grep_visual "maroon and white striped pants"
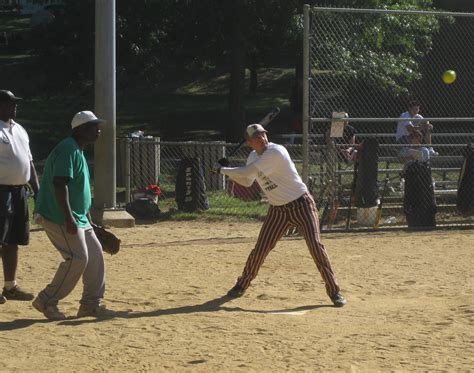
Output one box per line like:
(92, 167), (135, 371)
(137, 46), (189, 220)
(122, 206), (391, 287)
(236, 192), (341, 297)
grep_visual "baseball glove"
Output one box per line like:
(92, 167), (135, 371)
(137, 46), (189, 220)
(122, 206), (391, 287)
(93, 224), (121, 255)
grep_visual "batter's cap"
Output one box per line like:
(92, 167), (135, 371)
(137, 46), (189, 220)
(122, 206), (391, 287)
(245, 123), (267, 139)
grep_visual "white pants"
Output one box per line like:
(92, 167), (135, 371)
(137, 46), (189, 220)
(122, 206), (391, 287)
(36, 218), (105, 307)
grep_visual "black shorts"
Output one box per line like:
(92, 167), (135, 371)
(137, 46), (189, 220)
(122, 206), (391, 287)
(0, 185), (30, 246)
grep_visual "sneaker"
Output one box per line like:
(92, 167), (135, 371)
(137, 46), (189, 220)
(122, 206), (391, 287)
(77, 303), (110, 318)
(32, 298), (66, 321)
(331, 293), (347, 307)
(0, 294), (6, 304)
(428, 147), (439, 156)
(226, 284), (245, 299)
(2, 285), (34, 301)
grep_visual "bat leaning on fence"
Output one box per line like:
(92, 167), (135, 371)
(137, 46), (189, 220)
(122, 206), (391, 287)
(326, 183), (340, 229)
(318, 180), (336, 228)
(373, 176), (390, 229)
(345, 160), (359, 230)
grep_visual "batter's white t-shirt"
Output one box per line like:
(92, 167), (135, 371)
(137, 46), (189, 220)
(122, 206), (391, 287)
(0, 119), (33, 185)
(396, 111), (423, 140)
(221, 143), (307, 206)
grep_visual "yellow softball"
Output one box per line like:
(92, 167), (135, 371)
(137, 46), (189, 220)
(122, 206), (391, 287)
(442, 70), (456, 84)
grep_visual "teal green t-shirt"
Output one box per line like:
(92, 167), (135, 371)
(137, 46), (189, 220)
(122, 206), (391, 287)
(35, 137), (92, 228)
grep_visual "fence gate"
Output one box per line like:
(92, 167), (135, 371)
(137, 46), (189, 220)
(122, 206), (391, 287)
(303, 5), (474, 231)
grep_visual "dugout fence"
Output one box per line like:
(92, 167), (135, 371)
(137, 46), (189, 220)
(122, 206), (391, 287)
(115, 6), (474, 231)
(301, 5), (474, 230)
(118, 137), (473, 230)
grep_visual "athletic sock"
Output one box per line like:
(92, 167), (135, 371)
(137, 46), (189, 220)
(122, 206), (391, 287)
(4, 280), (17, 290)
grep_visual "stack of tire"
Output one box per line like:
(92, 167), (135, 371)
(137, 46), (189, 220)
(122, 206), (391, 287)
(404, 161), (437, 229)
(457, 143), (474, 216)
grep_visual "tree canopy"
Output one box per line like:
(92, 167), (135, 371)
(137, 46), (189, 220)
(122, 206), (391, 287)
(23, 0), (469, 139)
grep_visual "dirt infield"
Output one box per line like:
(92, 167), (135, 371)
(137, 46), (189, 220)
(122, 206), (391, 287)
(1, 222), (473, 371)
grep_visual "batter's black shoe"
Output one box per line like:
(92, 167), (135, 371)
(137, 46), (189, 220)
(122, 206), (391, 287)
(331, 293), (347, 307)
(0, 294), (6, 304)
(226, 285), (245, 298)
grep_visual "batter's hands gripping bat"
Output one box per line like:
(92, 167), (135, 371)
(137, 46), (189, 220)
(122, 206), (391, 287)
(218, 107), (280, 167)
(373, 177), (390, 229)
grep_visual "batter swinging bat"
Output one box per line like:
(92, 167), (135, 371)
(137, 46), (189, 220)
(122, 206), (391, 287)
(226, 107), (280, 159)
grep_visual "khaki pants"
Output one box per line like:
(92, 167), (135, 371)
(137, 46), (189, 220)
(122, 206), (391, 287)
(36, 218), (105, 307)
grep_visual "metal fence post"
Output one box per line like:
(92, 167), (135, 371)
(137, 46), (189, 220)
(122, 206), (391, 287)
(125, 137), (131, 203)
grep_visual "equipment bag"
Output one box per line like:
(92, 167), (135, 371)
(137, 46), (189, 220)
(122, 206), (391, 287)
(404, 160), (437, 229)
(457, 143), (474, 215)
(175, 157), (210, 212)
(125, 198), (160, 220)
(355, 138), (379, 208)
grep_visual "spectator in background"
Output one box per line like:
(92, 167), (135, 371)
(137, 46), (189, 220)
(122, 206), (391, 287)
(408, 129), (431, 163)
(327, 112), (358, 162)
(0, 90), (38, 305)
(396, 101), (438, 160)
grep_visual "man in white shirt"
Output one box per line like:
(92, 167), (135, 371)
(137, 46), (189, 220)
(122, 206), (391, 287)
(396, 101), (438, 159)
(0, 90), (39, 304)
(213, 124), (346, 307)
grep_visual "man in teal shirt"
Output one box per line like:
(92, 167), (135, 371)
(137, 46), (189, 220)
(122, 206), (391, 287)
(33, 111), (109, 321)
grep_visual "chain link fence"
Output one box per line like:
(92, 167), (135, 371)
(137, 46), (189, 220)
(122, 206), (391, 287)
(117, 133), (472, 230)
(303, 6), (474, 230)
(114, 6), (473, 231)
(117, 138), (305, 221)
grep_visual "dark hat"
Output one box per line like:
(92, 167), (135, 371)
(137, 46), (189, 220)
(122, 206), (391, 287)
(0, 90), (23, 102)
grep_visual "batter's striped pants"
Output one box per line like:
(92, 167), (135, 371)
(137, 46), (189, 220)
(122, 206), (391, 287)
(235, 192), (341, 297)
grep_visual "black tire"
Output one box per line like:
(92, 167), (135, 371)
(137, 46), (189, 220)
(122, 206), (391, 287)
(355, 138), (379, 208)
(457, 144), (474, 215)
(404, 161), (437, 229)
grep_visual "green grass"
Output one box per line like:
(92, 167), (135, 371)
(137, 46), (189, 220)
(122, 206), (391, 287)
(0, 15), (30, 33)
(12, 67), (294, 161)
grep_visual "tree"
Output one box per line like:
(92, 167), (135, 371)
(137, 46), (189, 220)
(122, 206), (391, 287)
(27, 0), (446, 137)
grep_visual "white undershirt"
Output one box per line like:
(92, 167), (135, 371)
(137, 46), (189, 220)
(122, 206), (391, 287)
(220, 143), (307, 206)
(0, 119), (33, 185)
(396, 111), (424, 140)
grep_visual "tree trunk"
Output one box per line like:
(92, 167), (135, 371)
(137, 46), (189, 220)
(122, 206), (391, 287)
(227, 3), (246, 142)
(249, 53), (258, 94)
